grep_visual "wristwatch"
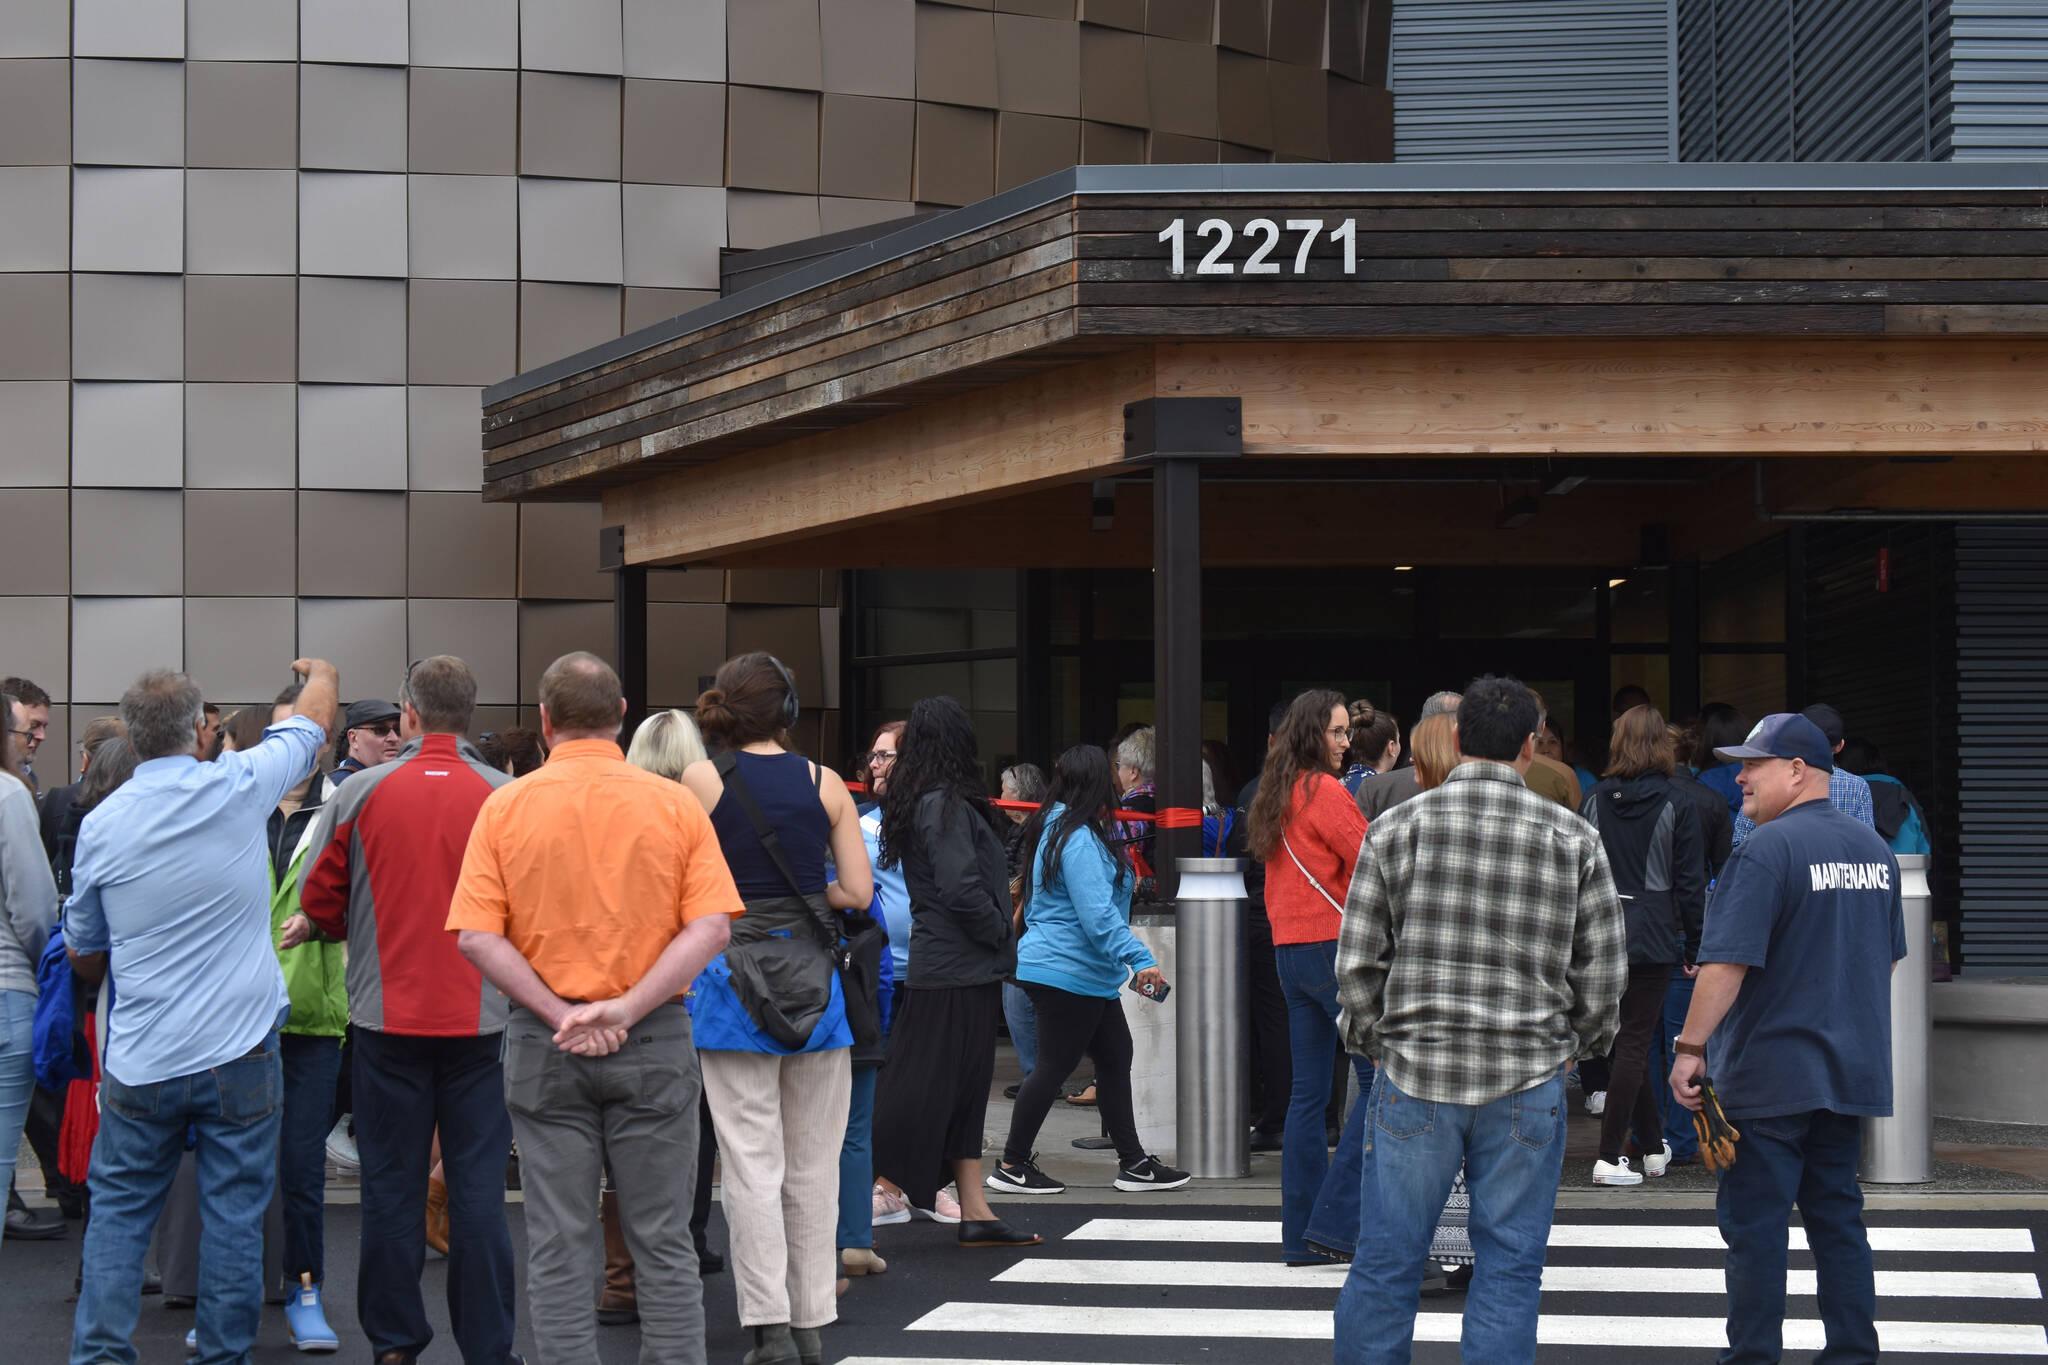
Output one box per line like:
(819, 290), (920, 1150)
(1674, 1039), (1707, 1058)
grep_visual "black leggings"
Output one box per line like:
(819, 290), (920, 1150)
(1599, 962), (1675, 1163)
(1002, 984), (1141, 1168)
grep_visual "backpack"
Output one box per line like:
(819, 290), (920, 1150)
(31, 921), (97, 1089)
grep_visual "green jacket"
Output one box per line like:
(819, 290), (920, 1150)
(271, 785), (348, 1039)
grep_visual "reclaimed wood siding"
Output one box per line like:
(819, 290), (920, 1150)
(485, 188), (2048, 501)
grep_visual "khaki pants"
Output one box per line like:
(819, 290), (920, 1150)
(700, 1047), (852, 1330)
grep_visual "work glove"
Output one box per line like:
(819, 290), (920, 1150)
(1691, 1075), (1741, 1171)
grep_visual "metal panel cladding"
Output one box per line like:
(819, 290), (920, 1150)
(1389, 0), (1676, 161)
(1946, 0), (2048, 159)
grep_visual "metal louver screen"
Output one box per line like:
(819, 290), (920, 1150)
(1390, 0), (1675, 161)
(1946, 0), (2048, 159)
(1677, 0), (1943, 161)
(1954, 525), (2048, 973)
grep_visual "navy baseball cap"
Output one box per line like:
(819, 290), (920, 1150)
(1713, 713), (1835, 772)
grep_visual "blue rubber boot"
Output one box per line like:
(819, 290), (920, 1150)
(284, 1272), (340, 1353)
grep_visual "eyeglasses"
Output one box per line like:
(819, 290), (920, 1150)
(865, 750), (899, 766)
(5, 729), (31, 741)
(1326, 726), (1353, 740)
(358, 721), (400, 738)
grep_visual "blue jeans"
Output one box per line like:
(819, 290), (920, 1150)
(1717, 1109), (1877, 1365)
(1336, 1070), (1568, 1365)
(0, 989), (35, 1249)
(278, 1032), (340, 1283)
(1657, 973), (1700, 1161)
(72, 1031), (283, 1365)
(1275, 940), (1374, 1261)
(837, 1061), (879, 1250)
(1001, 980), (1038, 1081)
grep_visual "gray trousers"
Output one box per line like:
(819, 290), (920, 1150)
(158, 1151), (285, 1302)
(506, 1001), (704, 1365)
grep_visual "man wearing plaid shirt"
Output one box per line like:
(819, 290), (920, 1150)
(1332, 676), (1626, 1365)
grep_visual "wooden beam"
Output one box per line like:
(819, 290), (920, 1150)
(603, 350), (1155, 566)
(1153, 338), (2048, 457)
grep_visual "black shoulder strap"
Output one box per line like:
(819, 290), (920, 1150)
(713, 750), (807, 901)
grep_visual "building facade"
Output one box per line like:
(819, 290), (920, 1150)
(0, 0), (1390, 785)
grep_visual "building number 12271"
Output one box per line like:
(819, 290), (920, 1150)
(1157, 218), (1359, 277)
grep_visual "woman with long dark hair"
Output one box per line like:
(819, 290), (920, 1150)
(1247, 688), (1374, 1265)
(869, 697), (1039, 1248)
(1581, 705), (1706, 1187)
(987, 746), (1187, 1196)
(1692, 703), (1751, 822)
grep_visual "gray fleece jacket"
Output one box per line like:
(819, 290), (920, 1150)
(0, 777), (60, 997)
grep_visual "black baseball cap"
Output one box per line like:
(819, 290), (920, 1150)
(1713, 713), (1834, 772)
(343, 699), (401, 729)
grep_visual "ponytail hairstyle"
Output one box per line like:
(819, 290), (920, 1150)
(877, 695), (993, 870)
(1014, 745), (1126, 907)
(1246, 688), (1348, 862)
(694, 651), (798, 751)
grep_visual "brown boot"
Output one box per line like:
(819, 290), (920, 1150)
(424, 1172), (449, 1256)
(597, 1190), (639, 1325)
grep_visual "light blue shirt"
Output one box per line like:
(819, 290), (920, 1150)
(1731, 765), (1875, 850)
(1017, 803), (1154, 1000)
(859, 806), (912, 978)
(66, 716), (324, 1086)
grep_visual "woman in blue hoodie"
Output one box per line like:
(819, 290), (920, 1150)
(985, 745), (1191, 1197)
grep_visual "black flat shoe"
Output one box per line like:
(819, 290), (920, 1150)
(696, 1244), (726, 1275)
(1249, 1130), (1284, 1153)
(958, 1218), (1043, 1247)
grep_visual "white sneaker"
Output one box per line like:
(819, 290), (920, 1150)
(324, 1117), (359, 1171)
(1584, 1090), (1607, 1116)
(1642, 1142), (1674, 1178)
(1591, 1156), (1642, 1186)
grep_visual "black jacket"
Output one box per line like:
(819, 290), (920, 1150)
(899, 789), (1015, 989)
(1581, 774), (1707, 966)
(1667, 768), (1733, 879)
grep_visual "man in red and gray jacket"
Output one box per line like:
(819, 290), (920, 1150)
(292, 655), (517, 1365)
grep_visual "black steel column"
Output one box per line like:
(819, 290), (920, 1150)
(1153, 458), (1203, 900)
(600, 524), (648, 734)
(1669, 560), (1701, 721)
(1124, 398), (1241, 902)
(1017, 569), (1053, 770)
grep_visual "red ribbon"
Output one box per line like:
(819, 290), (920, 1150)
(845, 780), (1205, 828)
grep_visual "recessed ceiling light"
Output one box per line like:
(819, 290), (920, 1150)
(1393, 565), (1413, 572)
(1609, 577), (1628, 588)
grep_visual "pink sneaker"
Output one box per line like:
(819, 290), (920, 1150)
(914, 1182), (963, 1224)
(871, 1182), (910, 1227)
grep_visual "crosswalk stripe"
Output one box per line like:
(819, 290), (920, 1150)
(907, 1303), (2048, 1354)
(1067, 1217), (2037, 1254)
(994, 1258), (2043, 1300)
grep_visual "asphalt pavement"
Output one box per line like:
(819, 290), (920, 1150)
(9, 1199), (2047, 1363)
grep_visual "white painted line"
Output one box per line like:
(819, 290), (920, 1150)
(908, 1304), (2048, 1355)
(996, 1259), (2042, 1300)
(1066, 1218), (2036, 1254)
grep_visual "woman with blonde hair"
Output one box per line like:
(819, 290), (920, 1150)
(1409, 713), (1463, 791)
(626, 707), (708, 781)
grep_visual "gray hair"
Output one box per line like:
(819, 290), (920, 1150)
(1418, 691), (1462, 723)
(625, 709), (708, 783)
(121, 670), (207, 761)
(1115, 726), (1155, 781)
(1000, 762), (1048, 804)
(401, 654), (477, 734)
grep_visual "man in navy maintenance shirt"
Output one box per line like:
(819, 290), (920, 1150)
(1668, 713), (1905, 1365)
(66, 660), (338, 1365)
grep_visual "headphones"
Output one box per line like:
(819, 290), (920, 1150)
(767, 654), (801, 730)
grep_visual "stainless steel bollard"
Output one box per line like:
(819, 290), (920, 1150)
(1175, 856), (1249, 1179)
(1861, 854), (1933, 1184)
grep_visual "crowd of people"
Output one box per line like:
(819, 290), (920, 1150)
(0, 654), (1924, 1365)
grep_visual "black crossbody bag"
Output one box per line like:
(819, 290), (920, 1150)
(713, 752), (888, 1060)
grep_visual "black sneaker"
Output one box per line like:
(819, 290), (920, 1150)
(985, 1158), (1066, 1195)
(1114, 1155), (1192, 1192)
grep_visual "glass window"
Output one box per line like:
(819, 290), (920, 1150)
(1700, 653), (1787, 721)
(1610, 655), (1671, 716)
(858, 567), (1017, 656)
(1437, 569), (1598, 639)
(1703, 540), (1785, 644)
(1609, 572), (1668, 644)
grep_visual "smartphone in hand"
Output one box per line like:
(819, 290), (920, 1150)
(1128, 977), (1171, 1004)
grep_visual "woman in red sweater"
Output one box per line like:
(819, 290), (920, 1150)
(1247, 689), (1373, 1265)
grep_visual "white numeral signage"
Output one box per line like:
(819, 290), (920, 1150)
(1157, 217), (1359, 277)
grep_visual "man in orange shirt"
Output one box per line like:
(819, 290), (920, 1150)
(447, 652), (739, 1365)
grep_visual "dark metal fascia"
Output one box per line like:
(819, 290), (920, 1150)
(484, 159), (2048, 407)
